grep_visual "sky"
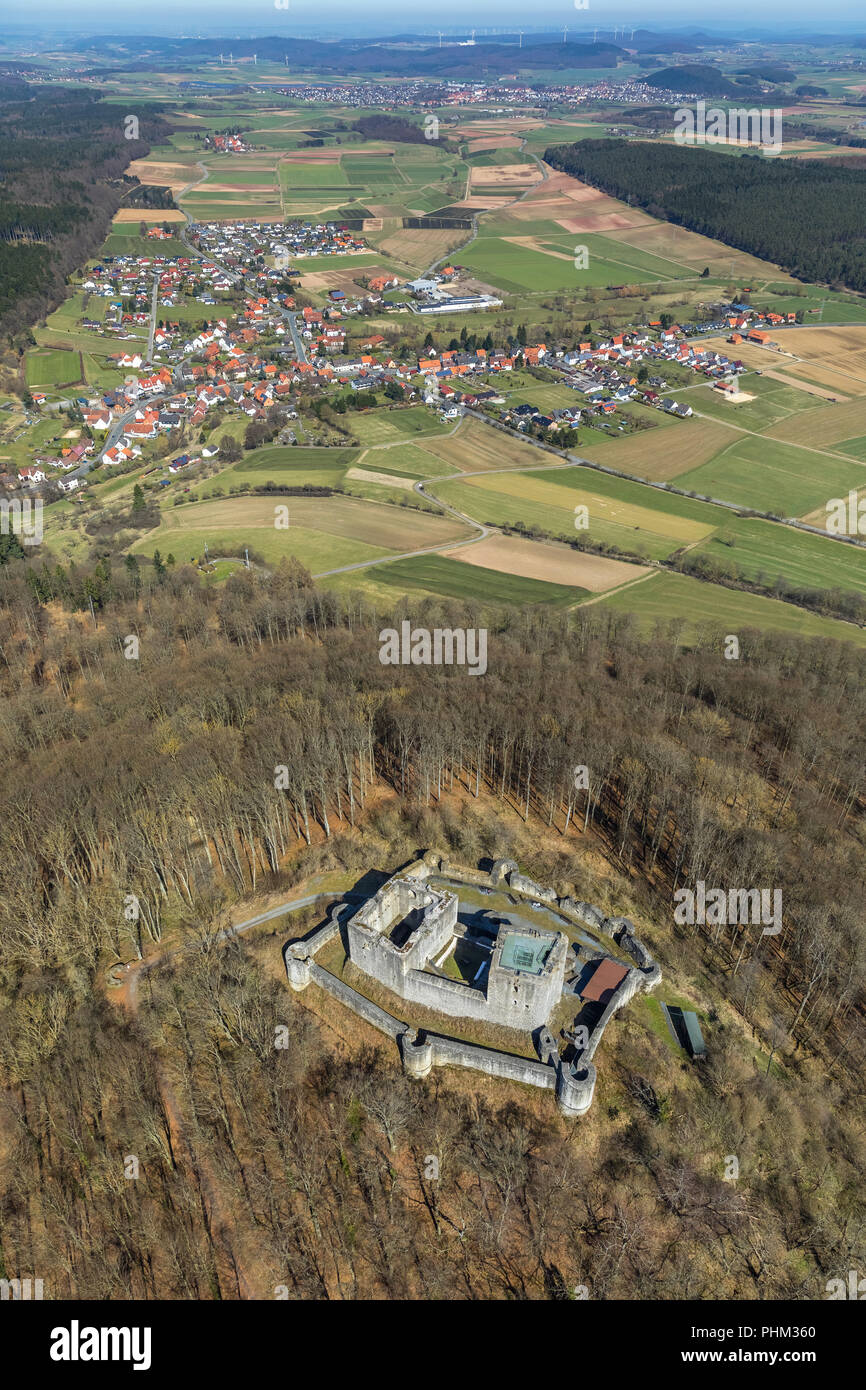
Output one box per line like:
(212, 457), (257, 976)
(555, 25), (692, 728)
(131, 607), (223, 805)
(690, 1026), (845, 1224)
(3, 0), (866, 39)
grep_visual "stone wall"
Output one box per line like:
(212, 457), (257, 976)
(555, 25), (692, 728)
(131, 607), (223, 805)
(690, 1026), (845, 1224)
(558, 898), (607, 933)
(508, 872), (558, 905)
(437, 859), (492, 887)
(347, 878), (458, 995)
(308, 962), (406, 1042)
(426, 1034), (556, 1090)
(282, 858), (664, 1119)
(402, 966), (494, 1022)
(292, 957), (559, 1098)
(581, 967), (644, 1065)
(610, 919), (663, 991)
(284, 905), (343, 991)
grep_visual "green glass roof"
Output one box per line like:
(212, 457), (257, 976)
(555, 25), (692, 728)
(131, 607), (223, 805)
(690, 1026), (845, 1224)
(500, 933), (551, 975)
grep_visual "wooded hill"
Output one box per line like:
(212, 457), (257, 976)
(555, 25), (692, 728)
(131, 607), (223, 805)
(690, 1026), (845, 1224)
(0, 80), (176, 340)
(0, 553), (863, 1298)
(544, 138), (866, 292)
(71, 34), (623, 79)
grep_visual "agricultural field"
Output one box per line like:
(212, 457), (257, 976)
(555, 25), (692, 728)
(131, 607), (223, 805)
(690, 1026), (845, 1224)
(412, 417), (548, 473)
(687, 376), (833, 433)
(690, 515), (866, 597)
(597, 570), (866, 646)
(577, 415), (740, 482)
(130, 493), (472, 572)
(348, 406), (451, 447)
(440, 534), (649, 593)
(198, 446), (359, 496)
(676, 434), (866, 518)
(429, 467), (727, 562)
(321, 552), (586, 609)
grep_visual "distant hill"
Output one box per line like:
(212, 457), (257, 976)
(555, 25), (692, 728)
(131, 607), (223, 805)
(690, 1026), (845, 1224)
(627, 30), (705, 54)
(645, 63), (759, 97)
(736, 63), (796, 83)
(68, 34), (623, 78)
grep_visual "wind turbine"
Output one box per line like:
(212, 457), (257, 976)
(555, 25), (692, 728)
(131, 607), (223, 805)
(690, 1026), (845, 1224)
(470, 29), (475, 45)
(593, 27), (598, 42)
(437, 31), (443, 48)
(518, 30), (523, 49)
(563, 25), (568, 43)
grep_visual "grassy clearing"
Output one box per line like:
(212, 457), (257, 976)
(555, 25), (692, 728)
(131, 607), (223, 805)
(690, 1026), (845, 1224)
(25, 349), (82, 388)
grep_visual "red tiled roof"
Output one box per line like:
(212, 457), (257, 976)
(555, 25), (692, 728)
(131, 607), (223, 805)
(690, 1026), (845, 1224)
(581, 959), (629, 1004)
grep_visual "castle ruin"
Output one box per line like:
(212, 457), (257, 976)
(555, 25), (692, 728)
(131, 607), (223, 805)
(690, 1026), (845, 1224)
(285, 853), (661, 1117)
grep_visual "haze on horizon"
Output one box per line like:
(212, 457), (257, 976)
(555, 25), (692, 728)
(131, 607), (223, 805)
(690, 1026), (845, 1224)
(5, 0), (866, 40)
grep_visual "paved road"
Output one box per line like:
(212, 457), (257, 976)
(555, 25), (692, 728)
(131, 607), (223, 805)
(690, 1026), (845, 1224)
(285, 310), (309, 364)
(146, 272), (159, 365)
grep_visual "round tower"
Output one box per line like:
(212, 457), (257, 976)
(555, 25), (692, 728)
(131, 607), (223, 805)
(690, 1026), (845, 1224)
(556, 1059), (596, 1118)
(284, 945), (312, 991)
(401, 1028), (434, 1079)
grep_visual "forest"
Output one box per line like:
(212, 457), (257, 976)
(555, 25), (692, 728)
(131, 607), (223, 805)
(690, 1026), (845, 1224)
(350, 115), (433, 146)
(544, 139), (866, 292)
(0, 80), (175, 340)
(0, 551), (863, 1299)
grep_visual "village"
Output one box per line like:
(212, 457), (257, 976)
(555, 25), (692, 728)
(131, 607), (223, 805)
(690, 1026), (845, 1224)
(9, 218), (805, 500)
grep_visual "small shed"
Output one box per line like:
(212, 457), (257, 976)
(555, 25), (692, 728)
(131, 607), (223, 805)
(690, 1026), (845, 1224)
(681, 1010), (707, 1057)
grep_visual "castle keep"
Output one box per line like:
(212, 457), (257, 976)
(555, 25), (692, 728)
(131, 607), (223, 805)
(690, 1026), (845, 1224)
(345, 874), (567, 1030)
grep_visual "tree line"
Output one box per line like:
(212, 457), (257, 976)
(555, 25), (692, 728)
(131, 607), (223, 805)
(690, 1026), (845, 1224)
(544, 139), (866, 293)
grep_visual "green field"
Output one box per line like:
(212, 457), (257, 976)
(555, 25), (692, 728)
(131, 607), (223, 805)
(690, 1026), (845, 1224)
(688, 376), (829, 432)
(198, 446), (359, 496)
(133, 521), (392, 572)
(349, 406), (450, 447)
(597, 570), (866, 645)
(279, 162), (350, 189)
(432, 466), (728, 561)
(25, 349), (82, 388)
(359, 553), (586, 607)
(677, 435), (866, 517)
(352, 443), (456, 480)
(690, 515), (866, 596)
(836, 435), (866, 461)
